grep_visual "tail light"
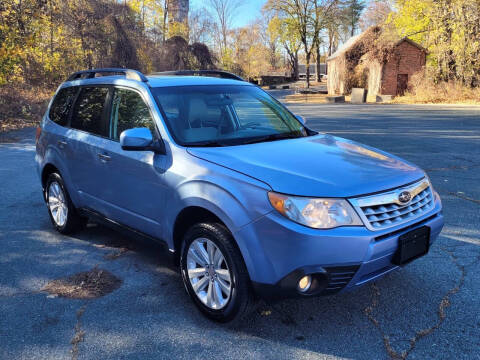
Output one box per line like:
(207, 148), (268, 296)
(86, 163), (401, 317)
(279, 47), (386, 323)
(35, 126), (42, 145)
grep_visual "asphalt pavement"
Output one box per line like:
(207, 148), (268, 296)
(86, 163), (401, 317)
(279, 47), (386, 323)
(0, 102), (479, 360)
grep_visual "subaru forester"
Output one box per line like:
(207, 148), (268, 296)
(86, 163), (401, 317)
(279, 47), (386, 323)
(35, 68), (444, 322)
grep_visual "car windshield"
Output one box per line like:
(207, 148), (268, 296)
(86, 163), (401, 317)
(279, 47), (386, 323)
(152, 85), (309, 146)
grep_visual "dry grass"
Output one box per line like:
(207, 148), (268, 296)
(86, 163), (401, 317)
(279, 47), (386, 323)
(42, 267), (122, 299)
(392, 73), (480, 105)
(0, 84), (53, 132)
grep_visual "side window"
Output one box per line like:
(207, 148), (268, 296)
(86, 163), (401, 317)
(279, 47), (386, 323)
(109, 88), (156, 141)
(49, 87), (77, 126)
(71, 87), (109, 136)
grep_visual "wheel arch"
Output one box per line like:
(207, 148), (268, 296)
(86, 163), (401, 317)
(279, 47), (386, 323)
(41, 163), (60, 193)
(40, 160), (80, 207)
(172, 206), (226, 262)
(168, 179), (268, 277)
(171, 205), (252, 276)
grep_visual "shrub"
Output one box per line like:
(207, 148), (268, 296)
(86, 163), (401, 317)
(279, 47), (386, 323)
(394, 70), (480, 104)
(0, 84), (52, 131)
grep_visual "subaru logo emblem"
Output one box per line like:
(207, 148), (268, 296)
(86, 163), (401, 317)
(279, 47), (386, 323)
(398, 191), (411, 204)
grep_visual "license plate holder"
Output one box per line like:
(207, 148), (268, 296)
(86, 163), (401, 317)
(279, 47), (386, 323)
(393, 226), (430, 265)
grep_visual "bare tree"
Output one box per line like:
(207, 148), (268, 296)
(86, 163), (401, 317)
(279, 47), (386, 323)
(269, 0), (336, 87)
(324, 2), (343, 56)
(207, 0), (242, 53)
(189, 6), (214, 44)
(359, 0), (392, 31)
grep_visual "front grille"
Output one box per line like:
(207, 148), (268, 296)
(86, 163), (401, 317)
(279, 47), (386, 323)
(349, 179), (435, 231)
(362, 187), (434, 229)
(322, 265), (359, 294)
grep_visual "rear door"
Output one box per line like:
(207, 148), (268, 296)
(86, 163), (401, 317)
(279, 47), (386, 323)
(65, 86), (111, 210)
(40, 87), (78, 198)
(98, 87), (168, 238)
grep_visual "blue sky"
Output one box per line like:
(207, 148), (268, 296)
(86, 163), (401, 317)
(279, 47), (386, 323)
(191, 0), (267, 28)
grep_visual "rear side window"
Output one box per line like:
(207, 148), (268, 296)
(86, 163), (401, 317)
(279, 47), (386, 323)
(109, 88), (156, 141)
(49, 87), (77, 126)
(71, 87), (109, 136)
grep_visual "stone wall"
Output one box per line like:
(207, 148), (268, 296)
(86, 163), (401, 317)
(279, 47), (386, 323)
(366, 60), (382, 97)
(327, 57), (346, 95)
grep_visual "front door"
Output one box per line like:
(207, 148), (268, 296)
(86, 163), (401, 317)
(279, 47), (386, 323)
(99, 87), (168, 238)
(397, 74), (408, 95)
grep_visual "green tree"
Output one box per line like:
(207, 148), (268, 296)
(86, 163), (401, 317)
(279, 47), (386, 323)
(275, 17), (302, 79)
(265, 15), (282, 70)
(0, 0), (47, 84)
(391, 0), (480, 86)
(344, 0), (365, 37)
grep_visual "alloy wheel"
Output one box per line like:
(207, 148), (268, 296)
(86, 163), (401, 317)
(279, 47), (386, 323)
(48, 181), (68, 227)
(186, 238), (232, 310)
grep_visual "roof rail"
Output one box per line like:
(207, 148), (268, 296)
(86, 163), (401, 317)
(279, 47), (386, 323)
(153, 70), (244, 82)
(67, 68), (148, 82)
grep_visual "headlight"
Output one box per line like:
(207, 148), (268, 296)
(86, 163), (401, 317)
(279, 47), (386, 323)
(268, 192), (363, 229)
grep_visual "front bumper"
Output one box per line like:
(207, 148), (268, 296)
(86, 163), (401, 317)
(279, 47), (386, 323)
(235, 199), (444, 300)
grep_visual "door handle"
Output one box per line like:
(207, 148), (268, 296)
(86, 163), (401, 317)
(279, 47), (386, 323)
(97, 153), (111, 162)
(57, 140), (67, 148)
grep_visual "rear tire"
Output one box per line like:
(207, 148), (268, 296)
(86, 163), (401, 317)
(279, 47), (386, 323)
(45, 173), (86, 234)
(180, 223), (255, 323)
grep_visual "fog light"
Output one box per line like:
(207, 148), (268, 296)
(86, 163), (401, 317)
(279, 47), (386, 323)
(297, 275), (312, 293)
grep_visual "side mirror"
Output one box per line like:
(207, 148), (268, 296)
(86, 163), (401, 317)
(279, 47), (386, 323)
(120, 127), (165, 153)
(295, 115), (306, 125)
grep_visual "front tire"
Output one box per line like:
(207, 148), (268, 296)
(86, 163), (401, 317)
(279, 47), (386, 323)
(45, 173), (86, 234)
(180, 223), (254, 323)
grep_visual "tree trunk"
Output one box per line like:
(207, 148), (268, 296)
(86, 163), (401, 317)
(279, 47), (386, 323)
(163, 0), (168, 43)
(285, 46), (299, 81)
(270, 43), (277, 69)
(328, 28), (334, 56)
(316, 44), (321, 82)
(49, 0), (54, 56)
(222, 29), (227, 54)
(305, 53), (311, 88)
(293, 51), (299, 81)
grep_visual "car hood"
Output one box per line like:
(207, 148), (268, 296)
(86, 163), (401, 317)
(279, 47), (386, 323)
(187, 134), (425, 198)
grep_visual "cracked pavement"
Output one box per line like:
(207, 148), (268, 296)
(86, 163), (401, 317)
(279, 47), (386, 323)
(1, 102), (479, 359)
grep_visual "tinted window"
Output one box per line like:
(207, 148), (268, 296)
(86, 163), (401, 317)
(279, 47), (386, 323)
(49, 87), (77, 126)
(71, 87), (109, 136)
(109, 88), (156, 141)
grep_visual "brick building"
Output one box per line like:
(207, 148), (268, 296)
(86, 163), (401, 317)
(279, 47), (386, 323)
(327, 30), (427, 97)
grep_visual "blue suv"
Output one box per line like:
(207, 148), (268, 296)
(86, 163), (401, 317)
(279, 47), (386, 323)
(36, 68), (444, 322)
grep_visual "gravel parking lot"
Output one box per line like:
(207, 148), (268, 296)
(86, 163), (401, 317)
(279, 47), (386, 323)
(1, 102), (479, 360)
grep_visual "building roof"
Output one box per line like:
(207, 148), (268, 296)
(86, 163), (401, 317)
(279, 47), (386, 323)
(399, 37), (428, 53)
(327, 27), (427, 62)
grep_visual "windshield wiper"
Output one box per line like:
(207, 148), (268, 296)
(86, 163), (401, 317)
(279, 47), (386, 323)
(187, 140), (229, 147)
(241, 133), (303, 145)
(187, 133), (304, 147)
